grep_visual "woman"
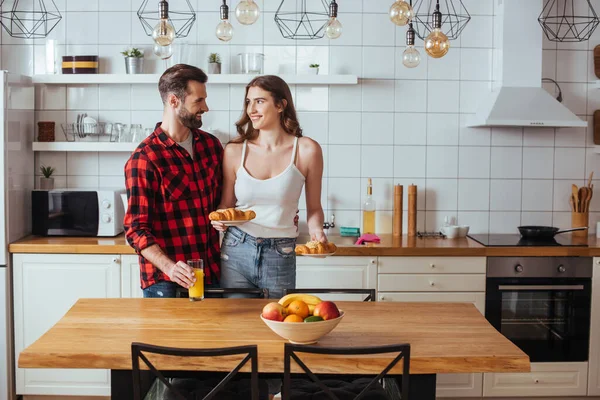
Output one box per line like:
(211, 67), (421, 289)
(211, 75), (327, 300)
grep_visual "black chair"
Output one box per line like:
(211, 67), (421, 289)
(282, 343), (410, 400)
(176, 287), (270, 299)
(283, 288), (376, 302)
(131, 342), (261, 400)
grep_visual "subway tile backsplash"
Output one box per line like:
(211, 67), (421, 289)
(4, 0), (599, 234)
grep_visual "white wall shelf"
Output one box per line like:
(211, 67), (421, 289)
(32, 142), (136, 152)
(31, 74), (358, 85)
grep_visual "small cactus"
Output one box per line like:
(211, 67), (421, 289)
(121, 48), (144, 58)
(208, 53), (221, 63)
(40, 165), (55, 178)
(309, 63), (320, 68)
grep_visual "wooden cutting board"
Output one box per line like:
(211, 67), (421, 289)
(594, 110), (600, 145)
(594, 45), (600, 79)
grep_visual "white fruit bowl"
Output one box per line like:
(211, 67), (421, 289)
(260, 311), (345, 344)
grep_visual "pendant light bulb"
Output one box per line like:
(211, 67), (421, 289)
(216, 1), (233, 41)
(325, 1), (342, 39)
(389, 0), (414, 26)
(235, 0), (260, 25)
(153, 43), (173, 59)
(424, 2), (449, 58)
(403, 23), (420, 68)
(152, 0), (176, 46)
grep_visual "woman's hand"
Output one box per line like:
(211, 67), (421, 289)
(211, 220), (228, 232)
(311, 230), (328, 243)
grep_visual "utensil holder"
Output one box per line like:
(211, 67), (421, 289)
(572, 212), (589, 237)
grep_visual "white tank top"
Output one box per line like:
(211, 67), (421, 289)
(234, 137), (305, 238)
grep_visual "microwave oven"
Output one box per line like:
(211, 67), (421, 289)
(32, 188), (126, 237)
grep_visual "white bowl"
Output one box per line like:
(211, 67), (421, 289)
(260, 310), (345, 344)
(458, 225), (470, 237)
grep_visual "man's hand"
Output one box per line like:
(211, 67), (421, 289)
(294, 210), (299, 232)
(164, 261), (196, 288)
(211, 220), (228, 232)
(311, 230), (328, 243)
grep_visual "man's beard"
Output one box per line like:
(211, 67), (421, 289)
(178, 105), (203, 129)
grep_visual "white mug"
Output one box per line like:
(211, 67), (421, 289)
(596, 221), (600, 238)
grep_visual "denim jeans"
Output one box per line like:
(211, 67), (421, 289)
(143, 279), (219, 298)
(220, 227), (296, 300)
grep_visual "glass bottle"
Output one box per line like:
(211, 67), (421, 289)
(362, 178), (376, 234)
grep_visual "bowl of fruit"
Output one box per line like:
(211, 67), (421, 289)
(260, 294), (344, 344)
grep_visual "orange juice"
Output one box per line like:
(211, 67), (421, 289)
(189, 268), (204, 301)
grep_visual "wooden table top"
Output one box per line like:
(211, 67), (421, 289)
(11, 233), (600, 257)
(19, 299), (530, 375)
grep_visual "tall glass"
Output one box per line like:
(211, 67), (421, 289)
(187, 259), (204, 301)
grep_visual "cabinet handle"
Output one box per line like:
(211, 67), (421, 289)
(112, 257), (119, 264)
(380, 296), (385, 301)
(430, 263), (435, 269)
(370, 259), (376, 265)
(429, 281), (435, 287)
(534, 379), (539, 384)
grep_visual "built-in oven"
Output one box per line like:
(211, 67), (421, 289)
(485, 257), (592, 362)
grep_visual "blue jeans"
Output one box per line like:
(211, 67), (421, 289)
(143, 280), (219, 298)
(220, 227), (296, 300)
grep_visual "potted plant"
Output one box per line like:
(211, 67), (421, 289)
(208, 53), (222, 74)
(39, 165), (55, 190)
(121, 48), (144, 74)
(309, 63), (320, 75)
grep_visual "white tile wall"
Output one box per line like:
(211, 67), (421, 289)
(8, 0), (600, 234)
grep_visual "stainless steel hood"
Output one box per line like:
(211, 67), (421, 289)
(467, 0), (587, 128)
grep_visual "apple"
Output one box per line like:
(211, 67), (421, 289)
(313, 301), (340, 320)
(262, 302), (286, 322)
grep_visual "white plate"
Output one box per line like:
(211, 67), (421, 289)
(222, 220), (251, 227)
(299, 252), (336, 258)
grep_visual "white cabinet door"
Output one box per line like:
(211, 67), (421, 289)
(379, 290), (484, 397)
(588, 258), (600, 395)
(13, 254), (121, 396)
(484, 362), (588, 397)
(295, 256), (377, 301)
(121, 254), (143, 298)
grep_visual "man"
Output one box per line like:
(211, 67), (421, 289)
(124, 64), (223, 298)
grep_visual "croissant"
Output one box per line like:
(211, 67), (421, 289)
(295, 240), (337, 255)
(208, 208), (256, 221)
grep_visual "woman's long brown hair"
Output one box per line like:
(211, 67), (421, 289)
(232, 75), (302, 143)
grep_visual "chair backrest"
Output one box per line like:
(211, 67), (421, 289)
(131, 342), (259, 400)
(282, 343), (410, 400)
(283, 288), (376, 302)
(176, 287), (270, 299)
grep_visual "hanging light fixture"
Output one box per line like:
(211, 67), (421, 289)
(325, 0), (342, 39)
(410, 0), (470, 41)
(235, 0), (260, 25)
(0, 0), (62, 39)
(403, 24), (420, 67)
(274, 0), (331, 40)
(538, 0), (599, 42)
(389, 0), (414, 26)
(424, 0), (449, 58)
(216, 0), (233, 42)
(137, 0), (196, 40)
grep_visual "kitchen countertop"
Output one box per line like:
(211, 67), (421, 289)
(10, 233), (600, 257)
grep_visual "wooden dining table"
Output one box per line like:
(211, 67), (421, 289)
(18, 298), (530, 399)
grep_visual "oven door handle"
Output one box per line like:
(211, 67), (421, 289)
(498, 285), (585, 291)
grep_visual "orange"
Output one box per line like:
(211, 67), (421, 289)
(283, 314), (304, 323)
(287, 300), (310, 319)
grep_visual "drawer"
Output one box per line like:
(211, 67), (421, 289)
(378, 257), (485, 274)
(483, 362), (588, 397)
(378, 274), (485, 292)
(378, 292), (485, 315)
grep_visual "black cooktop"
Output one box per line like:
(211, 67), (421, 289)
(468, 234), (588, 247)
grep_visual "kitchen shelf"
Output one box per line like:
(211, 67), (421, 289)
(32, 142), (137, 152)
(31, 74), (358, 85)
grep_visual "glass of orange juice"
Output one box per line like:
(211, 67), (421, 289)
(187, 259), (204, 301)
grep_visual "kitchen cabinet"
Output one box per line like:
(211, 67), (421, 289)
(296, 256), (377, 301)
(377, 256), (486, 398)
(588, 257), (600, 395)
(13, 254), (120, 396)
(121, 254), (143, 298)
(483, 362), (588, 397)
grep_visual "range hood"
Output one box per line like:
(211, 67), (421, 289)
(467, 0), (587, 128)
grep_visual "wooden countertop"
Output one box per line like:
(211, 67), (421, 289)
(10, 233), (600, 257)
(19, 298), (530, 375)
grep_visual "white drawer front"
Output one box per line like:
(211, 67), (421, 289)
(378, 292), (485, 315)
(378, 274), (485, 292)
(483, 362), (588, 397)
(378, 257), (485, 274)
(437, 373), (483, 398)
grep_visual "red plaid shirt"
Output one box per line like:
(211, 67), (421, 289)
(124, 125), (223, 289)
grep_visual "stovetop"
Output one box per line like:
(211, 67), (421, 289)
(468, 234), (589, 247)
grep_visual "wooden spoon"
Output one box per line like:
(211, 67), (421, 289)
(572, 184), (580, 212)
(589, 171), (594, 188)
